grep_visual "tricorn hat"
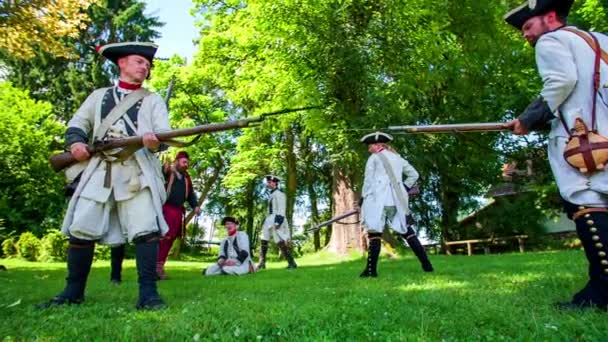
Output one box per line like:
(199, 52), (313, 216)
(504, 0), (574, 30)
(360, 131), (393, 145)
(176, 151), (189, 160)
(265, 175), (281, 183)
(221, 216), (239, 225)
(96, 42), (158, 65)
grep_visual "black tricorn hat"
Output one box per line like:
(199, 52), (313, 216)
(221, 216), (239, 225)
(265, 175), (280, 183)
(360, 131), (393, 145)
(96, 42), (158, 65)
(504, 0), (574, 30)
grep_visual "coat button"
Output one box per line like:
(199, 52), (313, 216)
(585, 214), (591, 218)
(599, 251), (607, 258)
(587, 220), (595, 226)
(602, 260), (608, 266)
(596, 243), (604, 249)
(592, 235), (600, 241)
(590, 227), (598, 233)
(579, 206), (586, 210)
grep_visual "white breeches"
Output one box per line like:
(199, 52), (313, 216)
(68, 188), (159, 245)
(261, 216), (290, 243)
(364, 206), (408, 235)
(205, 261), (252, 276)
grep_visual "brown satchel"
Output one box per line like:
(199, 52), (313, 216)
(560, 29), (608, 173)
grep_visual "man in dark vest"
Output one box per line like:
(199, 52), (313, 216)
(157, 151), (200, 279)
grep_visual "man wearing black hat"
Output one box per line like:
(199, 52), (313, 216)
(257, 175), (298, 269)
(204, 217), (255, 276)
(38, 42), (170, 310)
(359, 132), (433, 277)
(504, 0), (608, 310)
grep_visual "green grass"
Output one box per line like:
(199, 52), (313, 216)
(1, 250), (607, 341)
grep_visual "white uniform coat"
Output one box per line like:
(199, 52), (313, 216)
(61, 87), (171, 243)
(261, 189), (290, 242)
(205, 231), (254, 275)
(361, 149), (419, 233)
(538, 28), (608, 206)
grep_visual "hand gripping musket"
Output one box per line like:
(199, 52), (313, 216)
(306, 209), (359, 233)
(49, 106), (319, 172)
(388, 122), (511, 134)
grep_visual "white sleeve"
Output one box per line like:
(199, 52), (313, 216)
(362, 155), (376, 198)
(149, 93), (171, 133)
(402, 159), (419, 188)
(67, 90), (100, 139)
(536, 34), (578, 112)
(273, 191), (287, 217)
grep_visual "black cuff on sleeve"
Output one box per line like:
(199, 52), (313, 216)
(518, 97), (555, 131)
(274, 215), (285, 225)
(236, 250), (249, 263)
(65, 127), (88, 150)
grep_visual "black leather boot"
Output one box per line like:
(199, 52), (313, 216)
(360, 234), (381, 278)
(402, 227), (434, 272)
(110, 244), (125, 284)
(37, 240), (95, 309)
(134, 235), (165, 310)
(257, 240), (269, 270)
(278, 241), (297, 269)
(557, 203), (608, 311)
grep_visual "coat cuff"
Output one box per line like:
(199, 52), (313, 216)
(274, 215), (285, 225)
(65, 127), (88, 150)
(518, 97), (555, 131)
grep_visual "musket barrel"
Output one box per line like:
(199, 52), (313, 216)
(388, 123), (510, 134)
(49, 116), (264, 172)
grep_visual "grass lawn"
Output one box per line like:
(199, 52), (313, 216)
(0, 250), (607, 341)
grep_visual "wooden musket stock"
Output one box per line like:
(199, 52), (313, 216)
(49, 117), (263, 172)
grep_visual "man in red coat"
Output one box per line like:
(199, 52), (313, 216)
(157, 151), (201, 279)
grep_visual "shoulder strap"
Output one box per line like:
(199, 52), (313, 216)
(93, 88), (150, 141)
(557, 28), (604, 132)
(562, 28), (608, 65)
(376, 152), (408, 210)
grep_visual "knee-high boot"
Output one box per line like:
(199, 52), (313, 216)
(110, 244), (125, 284)
(257, 240), (269, 270)
(360, 234), (382, 278)
(559, 204), (608, 311)
(401, 227), (434, 272)
(134, 234), (165, 310)
(278, 241), (298, 269)
(37, 239), (95, 309)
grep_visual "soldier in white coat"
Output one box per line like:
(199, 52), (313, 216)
(257, 175), (297, 269)
(204, 217), (255, 276)
(38, 42), (170, 310)
(505, 0), (608, 310)
(359, 132), (433, 277)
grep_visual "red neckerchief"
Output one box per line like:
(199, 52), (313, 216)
(118, 80), (142, 90)
(228, 227), (238, 236)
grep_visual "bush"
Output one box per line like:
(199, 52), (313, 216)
(94, 245), (111, 260)
(17, 232), (41, 261)
(39, 229), (68, 262)
(2, 237), (17, 257)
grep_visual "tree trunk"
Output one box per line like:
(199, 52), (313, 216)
(285, 126), (298, 236)
(308, 181), (321, 251)
(245, 180), (256, 247)
(327, 166), (365, 254)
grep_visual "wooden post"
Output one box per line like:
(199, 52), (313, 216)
(517, 237), (525, 253)
(467, 242), (472, 256)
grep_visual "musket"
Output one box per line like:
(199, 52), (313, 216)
(49, 105), (320, 172)
(307, 209), (359, 233)
(388, 122), (511, 134)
